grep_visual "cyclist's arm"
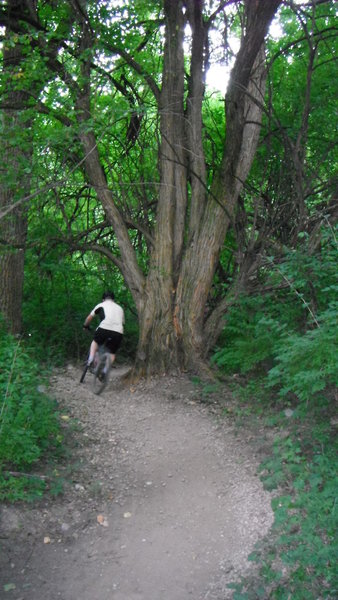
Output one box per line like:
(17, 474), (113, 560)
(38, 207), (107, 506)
(83, 313), (94, 329)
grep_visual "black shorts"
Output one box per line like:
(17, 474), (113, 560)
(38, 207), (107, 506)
(93, 328), (123, 354)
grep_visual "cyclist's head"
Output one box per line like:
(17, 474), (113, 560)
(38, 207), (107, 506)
(102, 290), (115, 301)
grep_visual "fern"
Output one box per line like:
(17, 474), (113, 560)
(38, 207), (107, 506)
(268, 304), (338, 402)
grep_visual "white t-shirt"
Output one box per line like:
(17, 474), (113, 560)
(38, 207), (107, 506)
(91, 300), (124, 334)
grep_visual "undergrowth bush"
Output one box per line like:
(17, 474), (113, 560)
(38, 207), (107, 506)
(268, 303), (338, 402)
(212, 224), (338, 405)
(23, 249), (139, 364)
(229, 409), (338, 600)
(266, 430), (337, 598)
(0, 320), (61, 501)
(213, 225), (338, 597)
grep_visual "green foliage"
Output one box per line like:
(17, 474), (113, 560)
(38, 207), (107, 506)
(0, 321), (61, 501)
(214, 226), (338, 596)
(224, 385), (337, 598)
(213, 225), (338, 405)
(261, 3), (337, 211)
(212, 303), (281, 374)
(243, 422), (338, 599)
(22, 241), (139, 363)
(0, 473), (46, 502)
(268, 304), (338, 402)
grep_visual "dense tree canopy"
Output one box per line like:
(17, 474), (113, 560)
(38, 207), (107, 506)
(0, 0), (336, 375)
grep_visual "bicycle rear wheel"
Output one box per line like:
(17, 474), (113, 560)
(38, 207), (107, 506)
(92, 353), (111, 395)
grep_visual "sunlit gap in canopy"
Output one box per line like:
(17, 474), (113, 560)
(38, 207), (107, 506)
(206, 14), (283, 95)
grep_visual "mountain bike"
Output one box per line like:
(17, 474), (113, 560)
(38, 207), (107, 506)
(80, 338), (112, 395)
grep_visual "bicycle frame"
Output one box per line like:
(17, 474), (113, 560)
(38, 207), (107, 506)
(80, 341), (112, 395)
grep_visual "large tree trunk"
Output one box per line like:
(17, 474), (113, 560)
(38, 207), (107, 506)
(0, 1), (75, 333)
(176, 44), (269, 369)
(0, 182), (27, 334)
(132, 0), (187, 376)
(0, 0), (36, 333)
(134, 0), (281, 376)
(72, 0), (281, 378)
(0, 0), (282, 370)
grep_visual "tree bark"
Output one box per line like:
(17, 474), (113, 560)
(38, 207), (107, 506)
(69, 0), (282, 377)
(0, 1), (36, 333)
(0, 0), (71, 333)
(131, 0), (187, 376)
(8, 0), (280, 375)
(132, 0), (281, 376)
(173, 2), (280, 371)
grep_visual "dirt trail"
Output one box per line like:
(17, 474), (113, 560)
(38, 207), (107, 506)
(0, 365), (273, 600)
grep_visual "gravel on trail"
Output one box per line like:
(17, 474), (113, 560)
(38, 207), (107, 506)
(0, 364), (273, 600)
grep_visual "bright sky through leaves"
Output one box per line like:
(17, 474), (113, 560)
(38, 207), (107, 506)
(206, 17), (283, 94)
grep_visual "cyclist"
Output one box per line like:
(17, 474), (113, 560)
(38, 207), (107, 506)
(83, 291), (124, 370)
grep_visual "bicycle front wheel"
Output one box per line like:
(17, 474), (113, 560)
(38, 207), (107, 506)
(92, 353), (111, 395)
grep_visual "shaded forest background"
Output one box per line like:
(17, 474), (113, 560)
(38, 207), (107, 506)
(0, 1), (337, 597)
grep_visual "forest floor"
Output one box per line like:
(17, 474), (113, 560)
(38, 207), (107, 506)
(0, 363), (275, 600)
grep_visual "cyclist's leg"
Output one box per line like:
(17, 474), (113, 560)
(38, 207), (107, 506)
(102, 352), (115, 374)
(88, 340), (99, 365)
(90, 328), (109, 365)
(105, 332), (122, 368)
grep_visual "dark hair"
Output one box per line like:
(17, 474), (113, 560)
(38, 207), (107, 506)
(102, 290), (115, 300)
